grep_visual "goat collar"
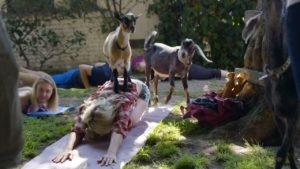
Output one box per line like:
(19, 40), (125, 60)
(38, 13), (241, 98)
(259, 57), (291, 80)
(116, 41), (128, 51)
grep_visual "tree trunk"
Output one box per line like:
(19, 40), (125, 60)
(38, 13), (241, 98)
(208, 0), (279, 145)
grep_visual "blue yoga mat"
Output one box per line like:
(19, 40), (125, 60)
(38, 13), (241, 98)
(27, 106), (76, 117)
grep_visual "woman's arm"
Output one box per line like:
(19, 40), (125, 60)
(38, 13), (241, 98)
(94, 62), (106, 67)
(52, 132), (82, 163)
(130, 99), (147, 126)
(18, 87), (32, 110)
(97, 132), (123, 166)
(78, 64), (93, 88)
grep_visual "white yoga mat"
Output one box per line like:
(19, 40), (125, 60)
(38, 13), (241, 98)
(22, 105), (173, 169)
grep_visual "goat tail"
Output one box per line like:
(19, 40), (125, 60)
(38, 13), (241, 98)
(144, 31), (158, 50)
(195, 44), (213, 63)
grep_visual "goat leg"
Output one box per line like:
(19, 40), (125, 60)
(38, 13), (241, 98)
(145, 65), (152, 88)
(165, 73), (175, 104)
(123, 67), (130, 92)
(113, 69), (119, 93)
(181, 76), (190, 104)
(288, 147), (297, 169)
(275, 115), (298, 169)
(152, 74), (159, 105)
(286, 117), (298, 169)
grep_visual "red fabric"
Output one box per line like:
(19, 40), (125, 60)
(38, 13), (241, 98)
(73, 80), (139, 138)
(181, 92), (244, 127)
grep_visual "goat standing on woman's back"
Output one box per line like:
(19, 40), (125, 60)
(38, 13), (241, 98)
(103, 13), (139, 93)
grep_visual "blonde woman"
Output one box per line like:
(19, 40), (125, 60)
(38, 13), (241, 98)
(19, 75), (58, 114)
(52, 78), (150, 166)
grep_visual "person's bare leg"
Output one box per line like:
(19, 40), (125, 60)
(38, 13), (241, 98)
(19, 68), (50, 87)
(220, 70), (229, 78)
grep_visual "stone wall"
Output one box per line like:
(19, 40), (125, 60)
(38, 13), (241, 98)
(5, 1), (158, 73)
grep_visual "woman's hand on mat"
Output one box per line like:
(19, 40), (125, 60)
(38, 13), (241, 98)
(52, 149), (73, 163)
(97, 151), (117, 166)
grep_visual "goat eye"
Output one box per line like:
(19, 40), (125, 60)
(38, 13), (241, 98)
(123, 18), (129, 24)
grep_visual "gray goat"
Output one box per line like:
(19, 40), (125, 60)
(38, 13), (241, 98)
(144, 31), (212, 104)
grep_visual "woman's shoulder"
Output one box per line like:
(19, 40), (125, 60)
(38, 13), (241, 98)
(131, 79), (145, 86)
(18, 87), (33, 97)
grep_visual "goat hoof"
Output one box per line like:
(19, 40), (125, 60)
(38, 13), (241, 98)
(113, 87), (119, 93)
(123, 88), (130, 92)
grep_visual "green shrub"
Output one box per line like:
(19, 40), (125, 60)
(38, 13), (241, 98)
(148, 0), (256, 70)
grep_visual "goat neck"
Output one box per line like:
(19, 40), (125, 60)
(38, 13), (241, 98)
(263, 0), (288, 70)
(116, 26), (130, 50)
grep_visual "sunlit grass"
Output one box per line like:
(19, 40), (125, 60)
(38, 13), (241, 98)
(146, 122), (184, 146)
(22, 116), (73, 160)
(213, 140), (275, 169)
(174, 153), (210, 169)
(224, 143), (275, 169)
(23, 79), (279, 169)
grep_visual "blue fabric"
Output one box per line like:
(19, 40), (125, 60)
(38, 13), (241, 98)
(88, 63), (112, 86)
(51, 67), (84, 89)
(188, 64), (221, 80)
(27, 106), (76, 117)
(139, 82), (151, 103)
(286, 3), (300, 100)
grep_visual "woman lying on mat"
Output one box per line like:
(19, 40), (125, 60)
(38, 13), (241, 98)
(19, 75), (58, 114)
(19, 62), (112, 89)
(52, 78), (150, 166)
(132, 55), (229, 79)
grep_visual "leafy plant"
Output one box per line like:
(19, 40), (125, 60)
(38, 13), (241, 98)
(4, 14), (85, 70)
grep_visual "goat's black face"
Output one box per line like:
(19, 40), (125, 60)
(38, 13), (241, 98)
(178, 38), (195, 66)
(116, 13), (139, 33)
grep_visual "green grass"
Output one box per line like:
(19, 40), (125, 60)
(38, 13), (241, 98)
(215, 140), (233, 162)
(174, 153), (210, 169)
(57, 87), (96, 98)
(22, 116), (73, 160)
(223, 143), (274, 169)
(22, 80), (280, 169)
(146, 122), (183, 146)
(213, 140), (275, 169)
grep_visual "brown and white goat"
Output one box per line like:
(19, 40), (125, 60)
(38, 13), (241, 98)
(144, 31), (213, 104)
(103, 13), (139, 93)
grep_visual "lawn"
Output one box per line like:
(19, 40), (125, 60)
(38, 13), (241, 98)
(21, 78), (290, 169)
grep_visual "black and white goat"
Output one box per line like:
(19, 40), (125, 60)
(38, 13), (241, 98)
(103, 13), (139, 93)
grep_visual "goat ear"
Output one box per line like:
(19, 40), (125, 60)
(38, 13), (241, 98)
(195, 44), (213, 63)
(114, 12), (123, 22)
(135, 13), (142, 20)
(242, 10), (263, 44)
